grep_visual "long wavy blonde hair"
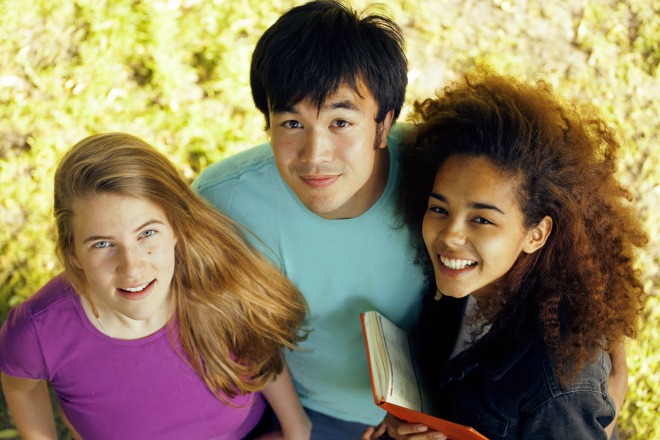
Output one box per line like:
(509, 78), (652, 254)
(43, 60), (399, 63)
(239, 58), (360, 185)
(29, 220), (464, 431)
(54, 133), (307, 398)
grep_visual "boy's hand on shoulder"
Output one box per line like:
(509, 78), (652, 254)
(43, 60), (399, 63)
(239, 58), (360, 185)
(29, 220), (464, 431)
(605, 341), (628, 438)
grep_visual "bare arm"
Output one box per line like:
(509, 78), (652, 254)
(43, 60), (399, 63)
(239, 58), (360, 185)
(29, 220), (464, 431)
(260, 366), (311, 440)
(1, 373), (57, 440)
(605, 342), (628, 439)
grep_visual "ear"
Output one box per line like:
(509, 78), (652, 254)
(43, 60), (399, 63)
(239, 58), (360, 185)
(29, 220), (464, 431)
(522, 215), (553, 254)
(377, 109), (395, 149)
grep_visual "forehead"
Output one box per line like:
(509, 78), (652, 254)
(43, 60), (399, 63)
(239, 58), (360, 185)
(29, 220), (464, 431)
(71, 194), (168, 232)
(434, 155), (522, 204)
(274, 80), (378, 114)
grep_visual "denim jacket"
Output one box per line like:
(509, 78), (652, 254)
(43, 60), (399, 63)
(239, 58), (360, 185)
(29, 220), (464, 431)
(416, 292), (615, 439)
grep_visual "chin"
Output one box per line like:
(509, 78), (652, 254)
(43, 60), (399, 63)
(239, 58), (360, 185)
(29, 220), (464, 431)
(442, 291), (471, 299)
(435, 283), (472, 299)
(304, 198), (342, 217)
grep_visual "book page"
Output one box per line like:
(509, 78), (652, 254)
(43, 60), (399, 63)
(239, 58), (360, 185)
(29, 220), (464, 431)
(365, 311), (423, 411)
(362, 311), (489, 440)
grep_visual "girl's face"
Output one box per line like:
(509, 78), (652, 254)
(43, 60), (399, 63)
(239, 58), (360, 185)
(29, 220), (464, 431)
(70, 193), (177, 335)
(422, 155), (550, 301)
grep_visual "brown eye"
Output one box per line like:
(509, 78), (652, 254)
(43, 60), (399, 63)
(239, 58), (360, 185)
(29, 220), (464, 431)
(474, 217), (493, 225)
(283, 120), (302, 129)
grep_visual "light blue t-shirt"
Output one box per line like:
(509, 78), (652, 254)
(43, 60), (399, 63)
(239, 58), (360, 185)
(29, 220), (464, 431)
(193, 124), (427, 425)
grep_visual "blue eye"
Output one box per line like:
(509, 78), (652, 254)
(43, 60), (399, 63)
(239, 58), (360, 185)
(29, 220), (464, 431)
(141, 230), (157, 238)
(93, 241), (110, 249)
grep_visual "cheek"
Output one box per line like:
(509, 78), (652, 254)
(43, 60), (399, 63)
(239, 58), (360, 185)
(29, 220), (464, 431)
(271, 136), (299, 158)
(152, 240), (177, 268)
(484, 236), (526, 268)
(75, 251), (107, 273)
(421, 215), (435, 249)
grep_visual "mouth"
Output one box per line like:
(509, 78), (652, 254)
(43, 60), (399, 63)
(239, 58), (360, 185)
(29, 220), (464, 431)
(299, 175), (339, 189)
(117, 279), (155, 299)
(439, 255), (477, 270)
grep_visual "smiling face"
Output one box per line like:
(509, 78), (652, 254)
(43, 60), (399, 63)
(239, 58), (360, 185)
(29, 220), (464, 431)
(70, 193), (177, 337)
(422, 155), (551, 301)
(268, 82), (394, 219)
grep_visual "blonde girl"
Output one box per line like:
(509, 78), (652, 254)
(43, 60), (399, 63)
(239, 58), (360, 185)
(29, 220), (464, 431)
(0, 133), (309, 439)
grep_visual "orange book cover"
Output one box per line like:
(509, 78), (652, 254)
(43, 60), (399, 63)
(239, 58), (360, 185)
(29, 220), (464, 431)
(361, 311), (488, 440)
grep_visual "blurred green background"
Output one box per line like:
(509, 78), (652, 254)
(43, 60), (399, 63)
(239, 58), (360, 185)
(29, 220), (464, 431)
(0, 0), (657, 438)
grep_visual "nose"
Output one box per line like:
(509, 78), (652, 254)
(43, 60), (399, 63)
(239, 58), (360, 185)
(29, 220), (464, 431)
(299, 128), (330, 164)
(116, 246), (146, 278)
(437, 219), (467, 247)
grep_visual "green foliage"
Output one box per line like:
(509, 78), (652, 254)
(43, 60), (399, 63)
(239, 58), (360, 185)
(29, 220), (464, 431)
(620, 295), (660, 439)
(0, 0), (657, 438)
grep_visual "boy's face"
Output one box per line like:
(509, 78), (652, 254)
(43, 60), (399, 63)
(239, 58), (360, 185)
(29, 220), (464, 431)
(268, 83), (393, 219)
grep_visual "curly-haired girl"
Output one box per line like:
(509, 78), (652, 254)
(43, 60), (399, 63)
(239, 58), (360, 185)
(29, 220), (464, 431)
(372, 72), (647, 439)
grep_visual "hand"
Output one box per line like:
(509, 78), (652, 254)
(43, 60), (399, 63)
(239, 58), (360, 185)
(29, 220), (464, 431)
(605, 341), (628, 438)
(361, 414), (448, 440)
(361, 423), (386, 440)
(260, 367), (311, 440)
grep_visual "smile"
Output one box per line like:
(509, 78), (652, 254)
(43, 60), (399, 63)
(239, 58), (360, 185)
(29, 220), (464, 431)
(119, 280), (153, 292)
(440, 255), (477, 270)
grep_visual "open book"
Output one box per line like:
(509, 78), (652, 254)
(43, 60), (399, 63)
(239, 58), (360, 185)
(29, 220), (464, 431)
(361, 311), (488, 440)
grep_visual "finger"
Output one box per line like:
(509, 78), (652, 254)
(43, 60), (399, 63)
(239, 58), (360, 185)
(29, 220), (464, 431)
(386, 417), (429, 435)
(386, 426), (448, 440)
(373, 423), (388, 438)
(360, 426), (374, 440)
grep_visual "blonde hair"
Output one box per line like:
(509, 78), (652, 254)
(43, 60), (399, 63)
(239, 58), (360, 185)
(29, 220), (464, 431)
(54, 133), (307, 398)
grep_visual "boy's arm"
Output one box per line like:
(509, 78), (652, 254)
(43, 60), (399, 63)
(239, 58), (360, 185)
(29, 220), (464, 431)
(1, 373), (57, 439)
(605, 342), (628, 439)
(260, 366), (311, 440)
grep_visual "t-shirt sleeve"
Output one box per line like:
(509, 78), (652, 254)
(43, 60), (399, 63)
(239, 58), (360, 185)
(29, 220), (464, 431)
(0, 301), (48, 380)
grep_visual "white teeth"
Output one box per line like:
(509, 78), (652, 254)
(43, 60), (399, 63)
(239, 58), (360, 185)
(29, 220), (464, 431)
(121, 283), (149, 292)
(440, 255), (476, 270)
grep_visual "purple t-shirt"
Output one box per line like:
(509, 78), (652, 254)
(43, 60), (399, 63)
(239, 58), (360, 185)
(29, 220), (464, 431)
(0, 274), (265, 439)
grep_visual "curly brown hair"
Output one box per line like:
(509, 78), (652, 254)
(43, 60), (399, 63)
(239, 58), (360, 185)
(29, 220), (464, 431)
(399, 70), (648, 384)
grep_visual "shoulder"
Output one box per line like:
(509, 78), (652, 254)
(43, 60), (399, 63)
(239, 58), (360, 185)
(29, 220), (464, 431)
(192, 143), (279, 214)
(387, 122), (416, 156)
(4, 274), (74, 322)
(0, 274), (75, 379)
(192, 142), (274, 194)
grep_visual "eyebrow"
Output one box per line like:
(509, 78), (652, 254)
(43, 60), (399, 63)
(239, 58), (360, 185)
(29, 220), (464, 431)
(325, 99), (361, 113)
(272, 99), (363, 115)
(429, 192), (505, 215)
(82, 220), (165, 244)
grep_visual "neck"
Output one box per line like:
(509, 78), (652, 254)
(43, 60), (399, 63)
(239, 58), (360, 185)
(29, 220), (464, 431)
(79, 295), (173, 340)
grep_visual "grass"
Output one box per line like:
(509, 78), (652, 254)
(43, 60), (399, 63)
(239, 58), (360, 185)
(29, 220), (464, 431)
(0, 0), (657, 438)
